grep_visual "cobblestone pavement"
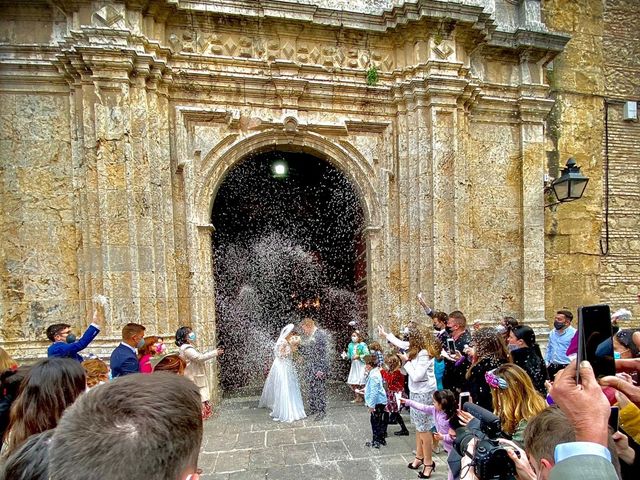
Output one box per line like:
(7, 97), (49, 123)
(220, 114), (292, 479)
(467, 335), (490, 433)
(198, 394), (449, 480)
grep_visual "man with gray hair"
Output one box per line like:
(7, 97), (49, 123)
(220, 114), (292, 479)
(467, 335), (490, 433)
(48, 373), (203, 480)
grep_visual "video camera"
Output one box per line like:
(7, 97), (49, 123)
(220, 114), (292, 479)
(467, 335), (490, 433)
(454, 403), (517, 480)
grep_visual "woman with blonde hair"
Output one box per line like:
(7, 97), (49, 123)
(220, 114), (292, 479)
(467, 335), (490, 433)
(485, 363), (547, 445)
(81, 358), (109, 388)
(0, 348), (17, 373)
(380, 322), (439, 478)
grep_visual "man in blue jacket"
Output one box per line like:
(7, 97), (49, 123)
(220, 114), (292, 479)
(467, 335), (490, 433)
(47, 306), (104, 361)
(110, 322), (146, 377)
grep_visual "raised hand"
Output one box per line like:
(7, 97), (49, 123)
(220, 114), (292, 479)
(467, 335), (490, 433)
(550, 360), (610, 446)
(92, 295), (107, 328)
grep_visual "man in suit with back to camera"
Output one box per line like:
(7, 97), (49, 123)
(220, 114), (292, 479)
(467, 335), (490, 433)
(110, 322), (146, 377)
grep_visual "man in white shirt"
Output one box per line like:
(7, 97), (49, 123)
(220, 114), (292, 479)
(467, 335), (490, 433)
(545, 310), (576, 379)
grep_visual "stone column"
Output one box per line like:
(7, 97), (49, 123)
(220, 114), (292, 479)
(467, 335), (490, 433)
(57, 41), (177, 343)
(518, 92), (554, 328)
(426, 36), (469, 314)
(390, 32), (470, 320)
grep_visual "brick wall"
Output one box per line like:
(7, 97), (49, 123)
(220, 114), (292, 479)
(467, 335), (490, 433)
(600, 0), (640, 320)
(543, 0), (640, 326)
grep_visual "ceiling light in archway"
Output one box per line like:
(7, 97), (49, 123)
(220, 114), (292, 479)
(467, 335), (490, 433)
(272, 160), (288, 178)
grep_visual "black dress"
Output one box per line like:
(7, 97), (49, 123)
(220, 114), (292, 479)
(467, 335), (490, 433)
(442, 330), (472, 396)
(464, 356), (507, 412)
(511, 347), (549, 395)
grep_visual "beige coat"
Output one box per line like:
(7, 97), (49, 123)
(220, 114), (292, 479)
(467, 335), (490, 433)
(179, 344), (218, 402)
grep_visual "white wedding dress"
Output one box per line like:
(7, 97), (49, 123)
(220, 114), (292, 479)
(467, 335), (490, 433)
(259, 325), (306, 422)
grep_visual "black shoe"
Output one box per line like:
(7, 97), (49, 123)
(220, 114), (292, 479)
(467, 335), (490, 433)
(394, 429), (410, 436)
(408, 457), (424, 470)
(417, 462), (436, 479)
(365, 441), (380, 448)
(314, 412), (326, 421)
(378, 439), (386, 446)
(372, 442), (381, 449)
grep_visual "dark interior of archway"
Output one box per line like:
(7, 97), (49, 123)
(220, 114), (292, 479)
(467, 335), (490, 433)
(212, 150), (367, 392)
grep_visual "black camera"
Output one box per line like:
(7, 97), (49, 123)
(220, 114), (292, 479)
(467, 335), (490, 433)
(454, 403), (516, 480)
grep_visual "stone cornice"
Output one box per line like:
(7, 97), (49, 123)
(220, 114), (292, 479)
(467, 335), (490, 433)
(52, 30), (173, 87)
(467, 83), (553, 124)
(160, 0), (568, 54)
(489, 29), (570, 54)
(0, 45), (69, 92)
(2, 41), (551, 120)
(171, 0), (493, 35)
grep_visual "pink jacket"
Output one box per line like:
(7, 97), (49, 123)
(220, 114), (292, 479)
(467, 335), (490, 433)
(404, 399), (454, 452)
(139, 354), (153, 374)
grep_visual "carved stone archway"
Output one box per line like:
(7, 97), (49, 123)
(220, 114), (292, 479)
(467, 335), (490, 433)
(196, 130), (382, 229)
(183, 128), (384, 400)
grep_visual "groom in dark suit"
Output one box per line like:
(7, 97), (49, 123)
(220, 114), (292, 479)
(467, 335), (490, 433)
(299, 317), (330, 421)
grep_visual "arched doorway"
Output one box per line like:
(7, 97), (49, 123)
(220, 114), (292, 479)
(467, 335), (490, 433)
(211, 149), (367, 393)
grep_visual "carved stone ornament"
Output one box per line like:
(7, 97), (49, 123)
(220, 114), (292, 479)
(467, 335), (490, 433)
(283, 116), (299, 133)
(93, 5), (126, 29)
(432, 42), (454, 60)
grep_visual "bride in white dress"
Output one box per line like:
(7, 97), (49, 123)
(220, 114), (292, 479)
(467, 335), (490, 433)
(258, 324), (307, 422)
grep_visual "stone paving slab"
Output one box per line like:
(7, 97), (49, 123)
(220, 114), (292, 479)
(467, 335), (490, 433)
(199, 395), (449, 480)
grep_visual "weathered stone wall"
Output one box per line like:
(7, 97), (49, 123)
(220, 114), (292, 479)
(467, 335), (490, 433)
(542, 0), (605, 319)
(0, 0), (602, 398)
(542, 0), (639, 326)
(0, 92), (78, 352)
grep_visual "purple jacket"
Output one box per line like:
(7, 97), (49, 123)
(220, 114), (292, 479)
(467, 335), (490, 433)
(404, 399), (454, 452)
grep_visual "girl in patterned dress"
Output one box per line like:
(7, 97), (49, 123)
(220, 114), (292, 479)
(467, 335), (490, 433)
(381, 353), (409, 436)
(347, 331), (369, 403)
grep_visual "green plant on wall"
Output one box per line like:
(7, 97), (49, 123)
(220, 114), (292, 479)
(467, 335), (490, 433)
(434, 17), (453, 46)
(366, 65), (378, 86)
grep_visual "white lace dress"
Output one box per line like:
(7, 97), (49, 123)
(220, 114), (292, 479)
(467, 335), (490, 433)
(258, 338), (307, 422)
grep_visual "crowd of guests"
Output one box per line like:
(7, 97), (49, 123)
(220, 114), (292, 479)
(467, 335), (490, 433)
(0, 294), (639, 479)
(342, 297), (640, 480)
(0, 299), (225, 479)
(42, 305), (224, 419)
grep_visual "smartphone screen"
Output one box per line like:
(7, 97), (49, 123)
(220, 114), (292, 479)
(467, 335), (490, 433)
(609, 406), (619, 432)
(459, 392), (471, 409)
(447, 338), (456, 354)
(577, 304), (615, 383)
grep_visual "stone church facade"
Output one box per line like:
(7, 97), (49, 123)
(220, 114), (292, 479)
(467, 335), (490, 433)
(1, 1), (638, 398)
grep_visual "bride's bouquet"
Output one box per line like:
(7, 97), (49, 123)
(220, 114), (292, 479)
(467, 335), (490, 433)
(289, 334), (302, 355)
